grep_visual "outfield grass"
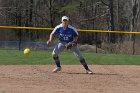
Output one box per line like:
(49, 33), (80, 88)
(0, 49), (140, 65)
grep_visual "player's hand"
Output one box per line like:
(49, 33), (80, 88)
(46, 40), (51, 45)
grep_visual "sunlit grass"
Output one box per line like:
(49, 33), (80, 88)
(0, 49), (140, 65)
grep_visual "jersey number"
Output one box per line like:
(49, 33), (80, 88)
(64, 37), (69, 40)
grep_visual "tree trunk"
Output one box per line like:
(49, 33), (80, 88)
(109, 0), (115, 43)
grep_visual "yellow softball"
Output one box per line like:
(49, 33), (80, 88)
(23, 48), (31, 56)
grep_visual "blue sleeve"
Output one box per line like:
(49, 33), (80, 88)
(72, 28), (78, 37)
(73, 31), (78, 37)
(53, 28), (60, 35)
(51, 25), (60, 35)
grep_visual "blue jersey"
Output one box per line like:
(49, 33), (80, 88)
(51, 24), (78, 43)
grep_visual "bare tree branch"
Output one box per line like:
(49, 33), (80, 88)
(100, 0), (109, 6)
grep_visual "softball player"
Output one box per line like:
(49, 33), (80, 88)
(47, 16), (93, 74)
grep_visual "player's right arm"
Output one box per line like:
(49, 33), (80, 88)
(47, 24), (61, 44)
(48, 33), (53, 43)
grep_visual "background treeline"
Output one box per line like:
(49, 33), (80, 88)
(0, 0), (139, 45)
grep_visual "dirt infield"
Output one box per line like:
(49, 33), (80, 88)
(0, 65), (140, 93)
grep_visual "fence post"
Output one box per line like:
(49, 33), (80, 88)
(132, 34), (135, 55)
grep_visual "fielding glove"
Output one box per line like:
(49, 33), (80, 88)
(65, 41), (77, 49)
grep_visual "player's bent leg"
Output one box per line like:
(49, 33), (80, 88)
(80, 58), (93, 74)
(71, 47), (93, 74)
(52, 42), (65, 73)
(80, 58), (88, 70)
(52, 54), (62, 73)
(52, 54), (61, 67)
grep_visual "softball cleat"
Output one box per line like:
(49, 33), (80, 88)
(52, 67), (61, 73)
(86, 69), (93, 74)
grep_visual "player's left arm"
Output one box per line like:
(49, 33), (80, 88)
(73, 35), (78, 41)
(73, 27), (79, 43)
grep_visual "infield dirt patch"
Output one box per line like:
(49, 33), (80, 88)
(0, 65), (140, 93)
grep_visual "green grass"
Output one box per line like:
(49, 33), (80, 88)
(0, 49), (140, 65)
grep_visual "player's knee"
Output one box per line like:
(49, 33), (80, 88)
(52, 54), (59, 60)
(80, 58), (85, 62)
(53, 56), (59, 60)
(80, 58), (87, 65)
